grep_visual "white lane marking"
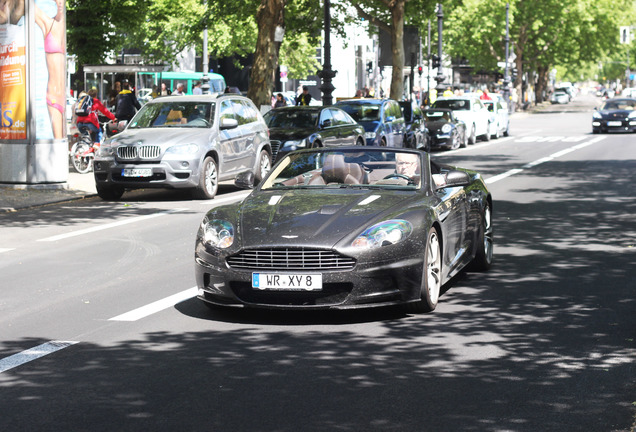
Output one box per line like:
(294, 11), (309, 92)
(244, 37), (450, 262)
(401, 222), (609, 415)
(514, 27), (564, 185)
(0, 341), (79, 374)
(0, 248), (15, 254)
(109, 287), (197, 322)
(445, 136), (514, 154)
(486, 136), (606, 184)
(37, 208), (187, 242)
(200, 192), (250, 205)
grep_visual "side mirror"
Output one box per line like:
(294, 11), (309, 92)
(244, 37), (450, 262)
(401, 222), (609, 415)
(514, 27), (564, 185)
(118, 120), (128, 130)
(235, 171), (255, 189)
(321, 119), (332, 128)
(220, 117), (239, 130)
(444, 170), (471, 187)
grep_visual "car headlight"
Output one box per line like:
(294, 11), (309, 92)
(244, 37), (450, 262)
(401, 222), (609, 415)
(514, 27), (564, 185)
(441, 124), (452, 133)
(592, 111), (602, 119)
(200, 219), (234, 249)
(166, 144), (199, 154)
(628, 111), (636, 118)
(351, 219), (413, 249)
(282, 139), (308, 149)
(365, 131), (376, 139)
(96, 145), (115, 157)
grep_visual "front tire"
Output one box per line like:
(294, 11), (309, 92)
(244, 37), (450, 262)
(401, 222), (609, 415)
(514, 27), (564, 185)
(405, 227), (442, 313)
(193, 156), (218, 199)
(255, 149), (271, 183)
(71, 143), (93, 174)
(96, 184), (124, 200)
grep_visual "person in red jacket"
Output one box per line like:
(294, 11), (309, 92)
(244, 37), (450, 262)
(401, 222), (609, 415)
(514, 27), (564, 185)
(76, 87), (116, 145)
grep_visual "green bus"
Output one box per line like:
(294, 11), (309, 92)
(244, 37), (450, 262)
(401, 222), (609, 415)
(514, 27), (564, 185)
(138, 71), (226, 95)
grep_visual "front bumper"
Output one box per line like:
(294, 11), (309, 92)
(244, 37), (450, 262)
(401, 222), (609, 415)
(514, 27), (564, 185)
(93, 157), (201, 189)
(429, 134), (454, 150)
(194, 246), (424, 310)
(592, 118), (636, 133)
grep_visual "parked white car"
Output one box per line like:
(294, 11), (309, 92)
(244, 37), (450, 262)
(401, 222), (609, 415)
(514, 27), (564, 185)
(482, 99), (510, 138)
(432, 96), (491, 144)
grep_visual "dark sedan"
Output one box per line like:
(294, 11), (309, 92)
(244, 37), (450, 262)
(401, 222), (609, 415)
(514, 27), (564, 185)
(424, 108), (467, 150)
(264, 106), (365, 163)
(195, 146), (493, 313)
(399, 100), (430, 151)
(592, 98), (636, 133)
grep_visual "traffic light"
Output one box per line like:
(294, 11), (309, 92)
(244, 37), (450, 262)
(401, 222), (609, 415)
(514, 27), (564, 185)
(417, 65), (423, 75)
(366, 62), (373, 74)
(431, 54), (440, 70)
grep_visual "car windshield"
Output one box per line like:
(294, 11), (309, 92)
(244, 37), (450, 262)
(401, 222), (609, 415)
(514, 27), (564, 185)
(424, 110), (451, 121)
(129, 101), (215, 128)
(261, 149), (423, 190)
(337, 103), (381, 121)
(263, 110), (319, 128)
(600, 100), (636, 110)
(433, 99), (470, 110)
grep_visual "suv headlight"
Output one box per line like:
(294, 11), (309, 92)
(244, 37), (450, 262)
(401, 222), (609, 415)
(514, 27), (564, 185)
(592, 111), (602, 119)
(352, 220), (413, 249)
(200, 219), (234, 249)
(365, 131), (376, 139)
(628, 111), (636, 118)
(96, 145), (115, 157)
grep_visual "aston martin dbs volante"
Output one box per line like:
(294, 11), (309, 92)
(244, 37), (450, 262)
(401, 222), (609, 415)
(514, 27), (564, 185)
(195, 147), (493, 313)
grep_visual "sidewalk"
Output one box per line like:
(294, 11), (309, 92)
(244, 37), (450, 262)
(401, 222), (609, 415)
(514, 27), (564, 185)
(0, 171), (97, 213)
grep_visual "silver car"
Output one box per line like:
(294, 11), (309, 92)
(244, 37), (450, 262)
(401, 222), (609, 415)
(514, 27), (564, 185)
(93, 94), (272, 200)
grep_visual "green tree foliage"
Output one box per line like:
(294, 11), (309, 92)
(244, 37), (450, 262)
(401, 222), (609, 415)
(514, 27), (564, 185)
(445, 0), (634, 101)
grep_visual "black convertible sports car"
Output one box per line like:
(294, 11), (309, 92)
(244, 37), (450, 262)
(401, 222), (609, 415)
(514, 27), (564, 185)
(592, 98), (636, 133)
(424, 108), (467, 150)
(195, 147), (493, 313)
(263, 106), (365, 163)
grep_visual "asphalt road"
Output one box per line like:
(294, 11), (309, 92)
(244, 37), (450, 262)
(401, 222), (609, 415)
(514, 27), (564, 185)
(0, 93), (634, 431)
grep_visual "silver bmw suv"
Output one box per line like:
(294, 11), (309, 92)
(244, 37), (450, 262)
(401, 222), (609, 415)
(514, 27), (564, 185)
(93, 94), (272, 200)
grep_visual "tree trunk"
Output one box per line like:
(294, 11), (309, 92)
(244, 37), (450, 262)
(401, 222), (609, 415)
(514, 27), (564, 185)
(247, 0), (286, 108)
(389, 0), (405, 100)
(535, 66), (549, 104)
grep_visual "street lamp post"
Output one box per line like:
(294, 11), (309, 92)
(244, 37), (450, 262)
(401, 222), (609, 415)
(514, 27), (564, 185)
(503, 3), (511, 108)
(317, 0), (337, 106)
(434, 4), (446, 92)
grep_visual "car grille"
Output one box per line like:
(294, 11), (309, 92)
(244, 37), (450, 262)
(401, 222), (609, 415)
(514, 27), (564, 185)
(227, 248), (356, 270)
(117, 145), (161, 160)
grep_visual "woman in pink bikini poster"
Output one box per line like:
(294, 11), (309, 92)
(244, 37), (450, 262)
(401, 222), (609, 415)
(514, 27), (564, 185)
(34, 0), (65, 140)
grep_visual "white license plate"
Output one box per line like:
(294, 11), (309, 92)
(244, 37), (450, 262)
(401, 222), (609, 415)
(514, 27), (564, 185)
(607, 121), (622, 127)
(252, 273), (322, 291)
(122, 168), (152, 177)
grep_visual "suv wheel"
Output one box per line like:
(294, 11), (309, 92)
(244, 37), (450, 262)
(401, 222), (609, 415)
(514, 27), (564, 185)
(255, 149), (271, 183)
(193, 156), (218, 199)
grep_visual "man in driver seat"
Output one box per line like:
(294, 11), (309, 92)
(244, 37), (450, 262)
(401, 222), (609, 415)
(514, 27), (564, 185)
(395, 152), (420, 183)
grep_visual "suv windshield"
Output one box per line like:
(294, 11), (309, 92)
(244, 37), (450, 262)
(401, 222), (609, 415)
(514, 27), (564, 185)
(129, 101), (215, 128)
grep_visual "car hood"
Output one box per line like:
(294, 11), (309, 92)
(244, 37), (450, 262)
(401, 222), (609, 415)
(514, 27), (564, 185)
(598, 109), (631, 118)
(268, 127), (316, 141)
(357, 120), (380, 132)
(425, 120), (449, 132)
(234, 189), (414, 248)
(108, 127), (211, 146)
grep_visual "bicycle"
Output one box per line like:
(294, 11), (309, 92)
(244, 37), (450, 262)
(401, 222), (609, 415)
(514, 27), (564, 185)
(69, 120), (115, 174)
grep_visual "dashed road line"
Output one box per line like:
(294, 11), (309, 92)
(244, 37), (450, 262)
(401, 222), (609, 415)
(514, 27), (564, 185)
(0, 341), (79, 374)
(109, 287), (197, 322)
(37, 208), (188, 242)
(486, 136), (606, 184)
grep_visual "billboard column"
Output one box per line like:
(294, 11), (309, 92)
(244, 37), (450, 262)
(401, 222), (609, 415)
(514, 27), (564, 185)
(0, 0), (68, 186)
